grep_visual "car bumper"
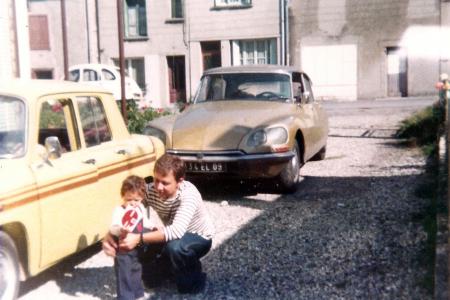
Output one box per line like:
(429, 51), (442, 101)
(166, 150), (294, 179)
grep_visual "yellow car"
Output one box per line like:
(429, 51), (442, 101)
(0, 80), (164, 299)
(145, 65), (328, 192)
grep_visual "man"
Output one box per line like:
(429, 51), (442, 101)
(103, 154), (214, 295)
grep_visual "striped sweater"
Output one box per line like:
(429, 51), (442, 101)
(144, 180), (214, 241)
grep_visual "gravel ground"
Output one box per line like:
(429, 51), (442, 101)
(19, 98), (434, 300)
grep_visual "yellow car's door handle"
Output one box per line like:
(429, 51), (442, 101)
(83, 158), (96, 165)
(116, 149), (127, 155)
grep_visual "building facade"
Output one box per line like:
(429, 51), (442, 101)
(0, 0), (30, 80)
(24, 0), (447, 105)
(290, 0), (443, 100)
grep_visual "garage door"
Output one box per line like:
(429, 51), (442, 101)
(301, 44), (357, 101)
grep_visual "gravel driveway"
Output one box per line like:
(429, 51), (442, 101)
(19, 98), (435, 300)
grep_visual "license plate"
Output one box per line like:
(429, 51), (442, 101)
(186, 162), (227, 173)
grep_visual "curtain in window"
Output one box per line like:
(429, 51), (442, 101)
(232, 39), (277, 65)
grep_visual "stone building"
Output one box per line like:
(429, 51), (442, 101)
(0, 0), (30, 80)
(290, 0), (446, 100)
(22, 0), (449, 105)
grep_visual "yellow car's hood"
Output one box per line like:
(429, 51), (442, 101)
(171, 100), (294, 150)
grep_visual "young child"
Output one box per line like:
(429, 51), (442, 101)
(110, 175), (154, 300)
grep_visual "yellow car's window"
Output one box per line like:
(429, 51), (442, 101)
(38, 98), (79, 152)
(77, 96), (112, 147)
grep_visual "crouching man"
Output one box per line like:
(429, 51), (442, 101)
(103, 154), (215, 295)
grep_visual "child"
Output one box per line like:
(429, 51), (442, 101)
(110, 175), (154, 300)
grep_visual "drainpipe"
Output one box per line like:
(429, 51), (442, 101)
(61, 0), (69, 79)
(279, 0), (285, 65)
(285, 0), (290, 65)
(85, 0), (91, 63)
(12, 0), (20, 77)
(116, 0), (127, 122)
(184, 0), (192, 102)
(95, 0), (101, 63)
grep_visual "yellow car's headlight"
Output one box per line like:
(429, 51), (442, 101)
(247, 127), (288, 147)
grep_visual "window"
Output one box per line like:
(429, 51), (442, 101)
(232, 39), (277, 66)
(69, 70), (80, 82)
(195, 73), (291, 102)
(302, 75), (314, 104)
(32, 69), (53, 79)
(38, 98), (78, 152)
(77, 97), (112, 147)
(113, 58), (146, 92)
(29, 15), (50, 50)
(171, 0), (183, 18)
(102, 69), (116, 81)
(83, 69), (99, 81)
(124, 0), (147, 38)
(214, 0), (251, 8)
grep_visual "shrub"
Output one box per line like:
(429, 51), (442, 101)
(396, 102), (445, 147)
(117, 101), (171, 134)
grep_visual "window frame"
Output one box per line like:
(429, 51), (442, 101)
(171, 0), (184, 19)
(213, 0), (252, 9)
(38, 97), (80, 153)
(232, 39), (277, 66)
(124, 0), (148, 40)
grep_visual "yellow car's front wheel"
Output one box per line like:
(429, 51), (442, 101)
(0, 232), (20, 300)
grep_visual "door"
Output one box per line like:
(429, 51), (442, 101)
(75, 96), (133, 239)
(201, 41), (222, 71)
(167, 56), (186, 103)
(301, 44), (357, 100)
(387, 47), (408, 97)
(33, 96), (99, 268)
(298, 73), (326, 158)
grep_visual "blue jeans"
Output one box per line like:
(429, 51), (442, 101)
(140, 233), (212, 293)
(114, 247), (146, 300)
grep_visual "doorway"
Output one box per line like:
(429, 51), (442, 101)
(201, 41), (221, 71)
(167, 56), (186, 103)
(386, 47), (407, 97)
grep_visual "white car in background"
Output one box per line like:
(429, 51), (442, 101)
(68, 63), (144, 106)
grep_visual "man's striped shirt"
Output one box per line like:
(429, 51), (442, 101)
(144, 180), (214, 241)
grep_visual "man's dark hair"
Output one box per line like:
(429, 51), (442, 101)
(154, 154), (186, 181)
(121, 175), (146, 197)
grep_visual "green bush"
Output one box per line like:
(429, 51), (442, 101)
(396, 102), (445, 147)
(117, 101), (171, 134)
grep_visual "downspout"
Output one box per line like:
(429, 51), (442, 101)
(183, 0), (192, 102)
(85, 0), (91, 63)
(279, 0), (285, 65)
(285, 0), (290, 65)
(61, 0), (69, 79)
(95, 0), (101, 63)
(12, 0), (20, 77)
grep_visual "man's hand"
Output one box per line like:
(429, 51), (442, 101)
(102, 232), (117, 257)
(119, 232), (140, 251)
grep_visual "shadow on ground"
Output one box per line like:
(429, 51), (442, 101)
(19, 158), (430, 299)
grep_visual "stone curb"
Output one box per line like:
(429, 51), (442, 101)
(435, 136), (448, 300)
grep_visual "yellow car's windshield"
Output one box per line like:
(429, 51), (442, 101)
(194, 73), (292, 103)
(0, 96), (26, 159)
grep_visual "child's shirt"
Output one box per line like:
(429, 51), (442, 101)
(110, 203), (154, 237)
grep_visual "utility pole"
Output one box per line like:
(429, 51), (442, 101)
(61, 0), (69, 79)
(116, 0), (127, 122)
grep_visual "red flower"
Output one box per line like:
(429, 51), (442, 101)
(51, 103), (62, 112)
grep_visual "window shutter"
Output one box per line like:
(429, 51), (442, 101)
(29, 15), (50, 50)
